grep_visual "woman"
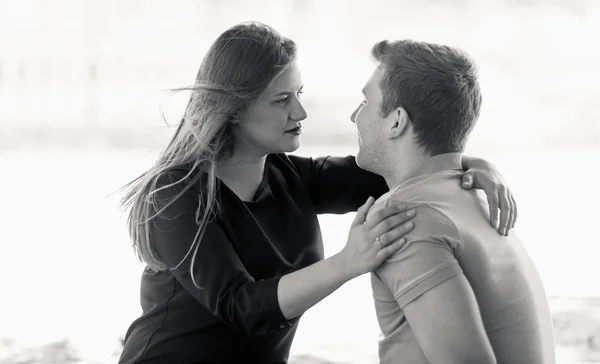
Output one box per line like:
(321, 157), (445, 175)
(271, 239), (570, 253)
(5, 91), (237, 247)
(118, 22), (516, 363)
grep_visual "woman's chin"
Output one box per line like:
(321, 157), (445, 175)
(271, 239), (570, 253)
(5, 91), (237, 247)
(280, 137), (301, 153)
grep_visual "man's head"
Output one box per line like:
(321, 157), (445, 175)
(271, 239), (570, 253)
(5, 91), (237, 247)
(351, 39), (482, 177)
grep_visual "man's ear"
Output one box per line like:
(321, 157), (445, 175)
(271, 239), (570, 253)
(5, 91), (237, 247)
(388, 107), (410, 139)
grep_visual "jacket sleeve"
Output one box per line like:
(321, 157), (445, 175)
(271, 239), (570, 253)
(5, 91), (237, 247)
(287, 154), (389, 214)
(149, 171), (292, 336)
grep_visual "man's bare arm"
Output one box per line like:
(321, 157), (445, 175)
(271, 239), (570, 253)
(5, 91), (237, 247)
(402, 269), (496, 364)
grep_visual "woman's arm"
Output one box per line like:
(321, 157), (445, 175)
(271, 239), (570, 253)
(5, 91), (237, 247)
(285, 154), (388, 214)
(284, 154), (517, 235)
(462, 155), (517, 235)
(278, 198), (415, 319)
(277, 253), (348, 319)
(152, 178), (415, 333)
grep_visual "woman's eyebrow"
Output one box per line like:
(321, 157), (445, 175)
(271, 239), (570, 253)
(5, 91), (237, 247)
(273, 85), (303, 97)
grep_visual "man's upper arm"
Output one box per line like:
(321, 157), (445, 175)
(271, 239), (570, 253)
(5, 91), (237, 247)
(375, 205), (496, 364)
(401, 258), (496, 364)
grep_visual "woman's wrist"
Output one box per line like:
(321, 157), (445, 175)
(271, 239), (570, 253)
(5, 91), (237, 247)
(330, 251), (358, 282)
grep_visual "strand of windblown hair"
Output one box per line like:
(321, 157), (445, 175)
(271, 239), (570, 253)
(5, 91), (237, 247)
(172, 82), (249, 98)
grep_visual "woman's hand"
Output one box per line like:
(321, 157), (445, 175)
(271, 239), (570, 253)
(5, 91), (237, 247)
(461, 157), (517, 236)
(337, 197), (415, 280)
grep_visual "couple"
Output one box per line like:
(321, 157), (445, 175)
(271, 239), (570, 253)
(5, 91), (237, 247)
(118, 22), (554, 363)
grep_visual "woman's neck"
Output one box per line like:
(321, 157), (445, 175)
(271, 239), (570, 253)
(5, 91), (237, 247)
(216, 154), (267, 202)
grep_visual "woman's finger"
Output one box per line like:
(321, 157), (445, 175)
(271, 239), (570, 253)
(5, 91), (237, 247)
(461, 172), (474, 189)
(509, 192), (518, 228)
(497, 186), (511, 235)
(352, 196), (374, 227)
(504, 191), (515, 235)
(376, 238), (406, 260)
(365, 200), (408, 228)
(486, 190), (500, 229)
(377, 221), (415, 247)
(370, 210), (416, 241)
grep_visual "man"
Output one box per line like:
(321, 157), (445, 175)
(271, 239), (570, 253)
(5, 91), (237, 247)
(350, 40), (555, 364)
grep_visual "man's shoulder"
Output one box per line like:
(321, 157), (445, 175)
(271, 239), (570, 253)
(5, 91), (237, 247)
(396, 170), (464, 200)
(384, 170), (483, 225)
(370, 199), (461, 246)
(407, 204), (462, 243)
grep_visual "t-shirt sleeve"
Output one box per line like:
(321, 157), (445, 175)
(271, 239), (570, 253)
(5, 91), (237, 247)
(149, 170), (292, 336)
(374, 205), (464, 308)
(287, 154), (389, 214)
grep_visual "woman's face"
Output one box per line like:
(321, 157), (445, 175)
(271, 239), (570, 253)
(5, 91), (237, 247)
(233, 62), (307, 157)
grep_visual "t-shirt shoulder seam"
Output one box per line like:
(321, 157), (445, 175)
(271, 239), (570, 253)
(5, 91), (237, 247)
(392, 260), (462, 303)
(403, 201), (464, 244)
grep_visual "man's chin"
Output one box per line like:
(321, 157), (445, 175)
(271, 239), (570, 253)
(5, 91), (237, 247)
(355, 153), (371, 172)
(357, 153), (384, 177)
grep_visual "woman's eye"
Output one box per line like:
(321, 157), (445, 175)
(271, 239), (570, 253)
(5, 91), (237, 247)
(276, 97), (288, 104)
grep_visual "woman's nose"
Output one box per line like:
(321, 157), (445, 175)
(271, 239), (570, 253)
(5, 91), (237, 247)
(291, 101), (308, 121)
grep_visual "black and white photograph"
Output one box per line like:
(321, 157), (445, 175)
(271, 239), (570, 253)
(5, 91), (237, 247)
(1, 1), (598, 363)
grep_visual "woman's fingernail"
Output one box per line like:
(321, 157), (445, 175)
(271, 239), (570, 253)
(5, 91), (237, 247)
(405, 222), (414, 229)
(407, 210), (415, 217)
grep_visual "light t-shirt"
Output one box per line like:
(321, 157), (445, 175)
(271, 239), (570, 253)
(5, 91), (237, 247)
(369, 153), (555, 364)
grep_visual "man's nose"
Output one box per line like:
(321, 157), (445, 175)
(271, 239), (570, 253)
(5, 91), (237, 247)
(350, 107), (358, 123)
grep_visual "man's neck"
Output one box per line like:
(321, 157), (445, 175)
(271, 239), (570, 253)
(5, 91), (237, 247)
(384, 152), (463, 190)
(384, 152), (428, 190)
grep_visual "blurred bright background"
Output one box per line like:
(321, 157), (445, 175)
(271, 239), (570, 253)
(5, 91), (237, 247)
(1, 0), (599, 363)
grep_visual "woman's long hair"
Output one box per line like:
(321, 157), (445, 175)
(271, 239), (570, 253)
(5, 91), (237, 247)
(120, 22), (297, 287)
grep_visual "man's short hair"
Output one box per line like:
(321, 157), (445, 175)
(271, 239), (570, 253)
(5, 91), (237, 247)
(372, 40), (482, 155)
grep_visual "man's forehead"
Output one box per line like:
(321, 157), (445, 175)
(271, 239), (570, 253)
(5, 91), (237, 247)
(363, 67), (384, 95)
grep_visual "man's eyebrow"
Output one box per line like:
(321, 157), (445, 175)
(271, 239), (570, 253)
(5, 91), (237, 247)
(274, 85), (304, 97)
